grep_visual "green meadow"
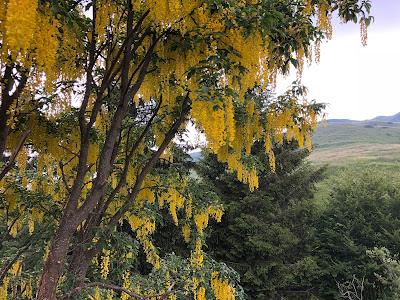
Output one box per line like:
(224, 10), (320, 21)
(309, 121), (400, 167)
(308, 121), (400, 203)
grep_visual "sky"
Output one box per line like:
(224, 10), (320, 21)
(276, 0), (400, 121)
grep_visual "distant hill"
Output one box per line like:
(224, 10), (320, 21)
(324, 112), (400, 124)
(325, 119), (361, 123)
(372, 112), (400, 122)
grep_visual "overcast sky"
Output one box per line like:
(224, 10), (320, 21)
(276, 0), (400, 121)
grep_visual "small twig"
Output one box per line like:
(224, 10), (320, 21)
(58, 281), (177, 300)
(59, 162), (72, 193)
(3, 214), (20, 241)
(337, 275), (364, 300)
(158, 282), (176, 300)
(58, 144), (80, 158)
(58, 282), (140, 300)
(14, 281), (28, 299)
(86, 162), (96, 173)
(0, 130), (31, 181)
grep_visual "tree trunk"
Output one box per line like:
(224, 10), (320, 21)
(35, 214), (77, 300)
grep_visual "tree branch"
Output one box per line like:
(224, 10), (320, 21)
(58, 144), (80, 159)
(59, 161), (72, 194)
(0, 130), (31, 181)
(102, 96), (163, 214)
(58, 281), (177, 300)
(109, 93), (190, 224)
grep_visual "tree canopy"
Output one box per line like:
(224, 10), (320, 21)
(0, 0), (372, 299)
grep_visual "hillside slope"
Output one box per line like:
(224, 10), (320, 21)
(309, 121), (400, 166)
(372, 112), (400, 122)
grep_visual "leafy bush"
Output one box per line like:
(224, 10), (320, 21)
(314, 168), (400, 299)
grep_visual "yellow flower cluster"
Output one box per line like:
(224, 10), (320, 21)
(194, 286), (206, 300)
(126, 212), (160, 268)
(121, 271), (131, 300)
(56, 22), (85, 84)
(22, 279), (33, 298)
(95, 0), (119, 40)
(107, 289), (114, 300)
(144, 0), (198, 33)
(182, 223), (191, 243)
(127, 213), (155, 239)
(191, 238), (204, 269)
(0, 277), (9, 300)
(197, 99), (260, 189)
(194, 205), (223, 236)
(237, 164), (259, 192)
(89, 286), (101, 300)
(101, 250), (111, 279)
(360, 18), (368, 46)
(211, 272), (236, 300)
(1, 0), (83, 98)
(191, 276), (207, 300)
(31, 5), (60, 76)
(3, 0), (38, 63)
(316, 1), (333, 40)
(10, 260), (20, 276)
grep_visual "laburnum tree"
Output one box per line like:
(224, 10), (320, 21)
(0, 0), (371, 299)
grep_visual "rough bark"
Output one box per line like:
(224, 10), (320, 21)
(35, 212), (78, 300)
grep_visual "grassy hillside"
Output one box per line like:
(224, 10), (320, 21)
(308, 121), (400, 203)
(309, 121), (400, 167)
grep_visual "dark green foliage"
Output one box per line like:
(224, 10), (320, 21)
(197, 141), (326, 299)
(313, 168), (400, 299)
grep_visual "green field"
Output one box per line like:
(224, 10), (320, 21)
(309, 121), (400, 167)
(308, 121), (400, 203)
